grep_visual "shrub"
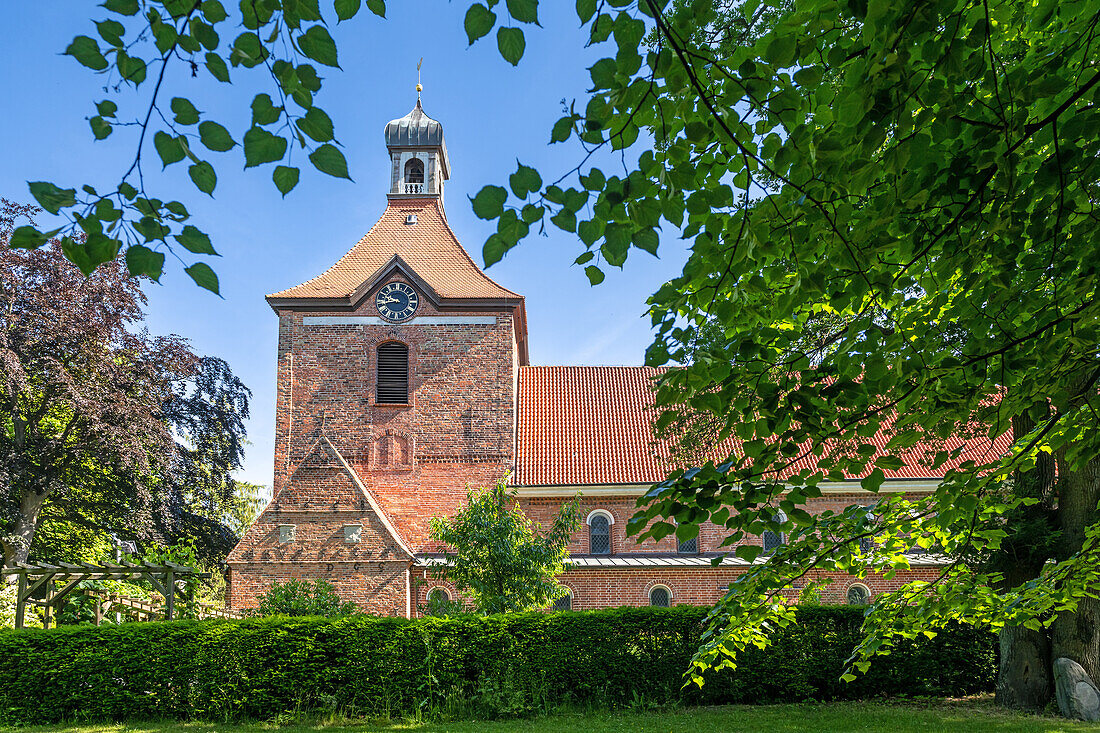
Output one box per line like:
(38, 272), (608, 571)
(0, 605), (996, 724)
(254, 579), (358, 618)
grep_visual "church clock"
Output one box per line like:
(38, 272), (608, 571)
(376, 281), (419, 321)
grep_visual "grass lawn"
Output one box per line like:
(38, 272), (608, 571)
(3, 699), (1098, 733)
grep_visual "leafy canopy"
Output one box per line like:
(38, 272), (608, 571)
(429, 479), (579, 615)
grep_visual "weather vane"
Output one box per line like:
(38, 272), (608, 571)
(416, 57), (423, 101)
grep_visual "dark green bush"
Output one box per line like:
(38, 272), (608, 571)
(254, 578), (358, 618)
(0, 605), (995, 724)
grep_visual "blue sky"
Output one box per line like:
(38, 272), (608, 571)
(1, 2), (688, 489)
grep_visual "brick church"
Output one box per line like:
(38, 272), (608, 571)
(226, 100), (1000, 615)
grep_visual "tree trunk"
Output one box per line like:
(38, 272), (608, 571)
(997, 624), (1052, 709)
(1051, 456), (1100, 682)
(1, 490), (47, 567)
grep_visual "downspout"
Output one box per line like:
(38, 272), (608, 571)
(405, 561), (413, 619)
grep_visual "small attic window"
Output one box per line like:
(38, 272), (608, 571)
(405, 158), (424, 184)
(405, 214), (418, 225)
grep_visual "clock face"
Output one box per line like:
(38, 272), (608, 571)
(376, 281), (419, 321)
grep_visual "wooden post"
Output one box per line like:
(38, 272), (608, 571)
(43, 580), (53, 630)
(165, 568), (174, 621)
(94, 597), (102, 627)
(15, 573), (26, 630)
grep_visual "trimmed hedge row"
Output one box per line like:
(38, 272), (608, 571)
(0, 606), (995, 723)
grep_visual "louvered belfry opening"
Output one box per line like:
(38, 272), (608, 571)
(376, 342), (409, 404)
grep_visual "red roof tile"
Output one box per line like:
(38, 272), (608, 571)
(513, 366), (1011, 486)
(267, 199), (519, 302)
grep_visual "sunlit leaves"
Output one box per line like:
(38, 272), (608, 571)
(296, 106), (335, 142)
(334, 0), (360, 21)
(155, 132), (187, 167)
(506, 0), (538, 24)
(205, 52), (230, 81)
(251, 93), (281, 125)
(366, 0), (385, 16)
(509, 162), (541, 198)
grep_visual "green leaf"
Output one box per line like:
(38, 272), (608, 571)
(632, 227), (659, 255)
(335, 0), (359, 20)
(471, 185), (507, 219)
(89, 116), (112, 140)
(189, 161), (217, 195)
(28, 182), (76, 215)
(584, 265), (604, 285)
(95, 99), (118, 117)
(171, 97), (200, 125)
(95, 19), (125, 47)
(793, 66), (822, 87)
(862, 468), (886, 493)
(154, 131), (186, 167)
(602, 223), (631, 266)
(205, 52), (230, 82)
(202, 0), (228, 22)
(297, 25), (339, 67)
(251, 94), (281, 126)
(576, 0), (596, 23)
(115, 51), (147, 85)
(497, 26), (525, 65)
(366, 0), (385, 16)
(231, 32), (265, 68)
(765, 34), (796, 67)
(243, 127), (288, 167)
(199, 120), (236, 151)
(550, 116), (573, 143)
(65, 36), (108, 70)
(185, 262), (221, 294)
(309, 143), (351, 179)
(125, 245), (165, 280)
(506, 0), (538, 24)
(102, 0), (139, 15)
(295, 106), (334, 142)
(483, 233), (507, 267)
(509, 162), (542, 198)
(465, 4), (496, 44)
(273, 165), (300, 196)
(9, 225), (61, 250)
(176, 225), (217, 255)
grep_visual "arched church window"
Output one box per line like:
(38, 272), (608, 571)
(376, 341), (409, 404)
(589, 513), (611, 555)
(552, 589), (573, 611)
(847, 583), (871, 605)
(405, 158), (424, 184)
(649, 585), (671, 607)
(762, 510), (786, 554)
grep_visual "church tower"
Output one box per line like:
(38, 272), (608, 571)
(227, 100), (528, 616)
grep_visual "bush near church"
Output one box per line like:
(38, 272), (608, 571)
(0, 605), (994, 724)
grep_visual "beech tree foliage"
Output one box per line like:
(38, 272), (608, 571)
(429, 480), (579, 614)
(0, 201), (253, 566)
(469, 0), (1100, 714)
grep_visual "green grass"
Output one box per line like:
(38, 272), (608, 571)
(3, 699), (1098, 733)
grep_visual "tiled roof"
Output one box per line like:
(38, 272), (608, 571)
(267, 198), (519, 302)
(513, 366), (1011, 487)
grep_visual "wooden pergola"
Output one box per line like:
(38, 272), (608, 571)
(1, 561), (206, 629)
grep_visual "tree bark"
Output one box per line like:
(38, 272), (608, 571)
(1, 490), (47, 567)
(997, 624), (1053, 709)
(1051, 457), (1100, 682)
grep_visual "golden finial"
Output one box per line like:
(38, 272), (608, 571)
(416, 57), (423, 100)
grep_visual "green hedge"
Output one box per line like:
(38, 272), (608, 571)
(0, 606), (995, 724)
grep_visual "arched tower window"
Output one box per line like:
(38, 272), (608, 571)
(376, 341), (409, 404)
(588, 512), (611, 555)
(405, 158), (425, 184)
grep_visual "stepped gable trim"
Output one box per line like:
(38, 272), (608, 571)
(266, 198), (521, 307)
(280, 435), (414, 559)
